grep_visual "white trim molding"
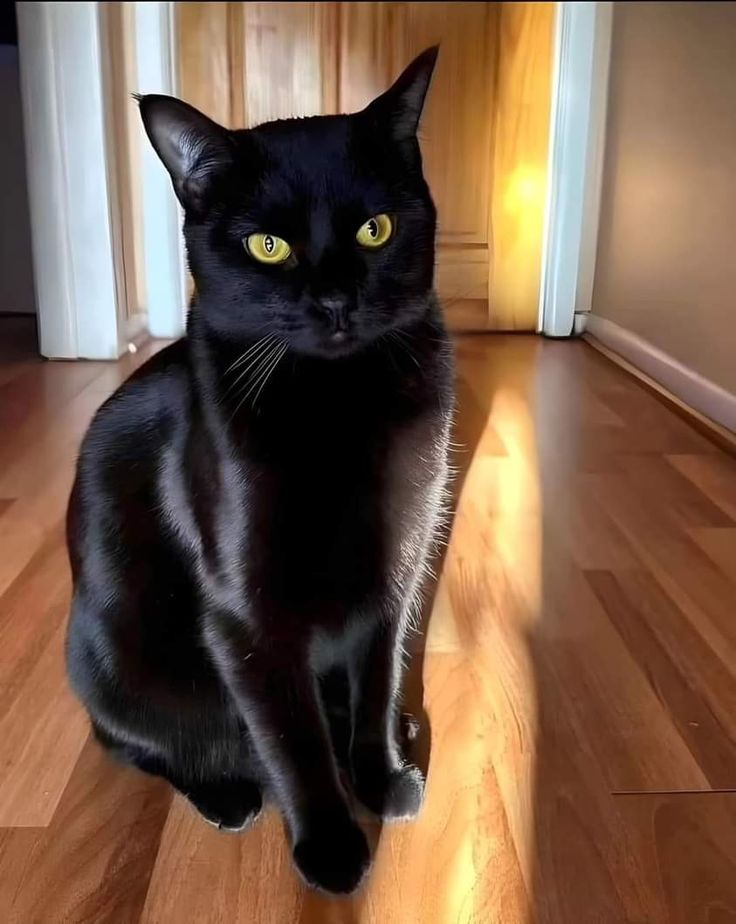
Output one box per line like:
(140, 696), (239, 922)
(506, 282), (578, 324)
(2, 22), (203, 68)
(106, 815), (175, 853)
(585, 315), (736, 434)
(16, 1), (123, 359)
(539, 1), (613, 337)
(134, 1), (187, 339)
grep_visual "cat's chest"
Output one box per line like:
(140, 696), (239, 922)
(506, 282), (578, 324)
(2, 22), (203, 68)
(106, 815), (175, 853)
(245, 415), (392, 516)
(243, 381), (412, 471)
(236, 421), (439, 613)
(205, 372), (448, 612)
(241, 397), (443, 543)
(218, 357), (447, 533)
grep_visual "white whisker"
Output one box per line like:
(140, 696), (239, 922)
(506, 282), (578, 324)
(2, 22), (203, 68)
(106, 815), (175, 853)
(224, 335), (270, 375)
(228, 341), (282, 421)
(223, 336), (278, 398)
(225, 334), (276, 375)
(251, 343), (288, 410)
(387, 330), (421, 369)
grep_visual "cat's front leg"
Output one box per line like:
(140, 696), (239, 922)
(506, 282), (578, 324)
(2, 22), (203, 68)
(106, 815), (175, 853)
(207, 616), (370, 894)
(348, 618), (425, 821)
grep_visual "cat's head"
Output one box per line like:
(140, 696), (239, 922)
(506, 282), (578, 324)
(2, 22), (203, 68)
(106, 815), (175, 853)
(139, 48), (438, 357)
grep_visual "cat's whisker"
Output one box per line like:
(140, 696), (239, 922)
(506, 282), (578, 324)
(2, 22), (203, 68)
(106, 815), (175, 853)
(223, 336), (279, 398)
(228, 341), (283, 421)
(251, 343), (288, 410)
(247, 341), (286, 397)
(227, 351), (276, 421)
(228, 333), (281, 379)
(224, 334), (273, 376)
(387, 330), (421, 369)
(228, 334), (277, 376)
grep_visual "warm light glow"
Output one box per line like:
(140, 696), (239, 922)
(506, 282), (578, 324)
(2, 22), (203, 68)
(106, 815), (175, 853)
(503, 165), (546, 214)
(420, 374), (543, 912)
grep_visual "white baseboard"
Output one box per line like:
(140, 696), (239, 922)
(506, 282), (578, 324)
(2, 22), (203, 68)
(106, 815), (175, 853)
(584, 314), (736, 434)
(573, 312), (589, 335)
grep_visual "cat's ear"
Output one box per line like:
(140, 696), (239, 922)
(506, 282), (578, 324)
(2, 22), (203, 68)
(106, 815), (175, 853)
(137, 94), (233, 212)
(362, 46), (439, 141)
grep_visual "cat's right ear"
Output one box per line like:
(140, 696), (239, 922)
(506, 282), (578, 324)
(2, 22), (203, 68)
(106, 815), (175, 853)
(137, 94), (233, 213)
(361, 46), (439, 142)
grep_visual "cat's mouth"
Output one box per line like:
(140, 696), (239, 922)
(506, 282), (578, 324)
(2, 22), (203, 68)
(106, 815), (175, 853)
(297, 326), (366, 360)
(321, 329), (358, 356)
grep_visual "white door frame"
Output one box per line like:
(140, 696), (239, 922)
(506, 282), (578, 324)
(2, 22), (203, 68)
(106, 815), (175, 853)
(17, 1), (610, 357)
(538, 1), (613, 337)
(133, 0), (187, 340)
(16, 1), (124, 359)
(16, 0), (186, 359)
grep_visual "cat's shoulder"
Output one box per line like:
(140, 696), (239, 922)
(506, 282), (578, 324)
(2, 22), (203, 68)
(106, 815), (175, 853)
(81, 339), (194, 464)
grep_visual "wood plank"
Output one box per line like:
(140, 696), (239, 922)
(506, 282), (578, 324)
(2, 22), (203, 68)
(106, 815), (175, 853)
(690, 527), (736, 584)
(479, 516), (709, 794)
(0, 526), (70, 717)
(525, 650), (663, 924)
(616, 792), (736, 924)
(241, 3), (337, 126)
(1, 737), (171, 923)
(0, 620), (88, 826)
(669, 453), (736, 521)
(442, 299), (490, 333)
(615, 454), (734, 529)
(338, 2), (396, 114)
(176, 2), (233, 126)
(585, 470), (736, 674)
(0, 826), (43, 918)
(587, 569), (736, 789)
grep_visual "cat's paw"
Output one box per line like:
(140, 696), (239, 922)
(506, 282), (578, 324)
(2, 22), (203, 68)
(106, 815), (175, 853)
(186, 779), (263, 833)
(356, 763), (426, 821)
(293, 816), (371, 894)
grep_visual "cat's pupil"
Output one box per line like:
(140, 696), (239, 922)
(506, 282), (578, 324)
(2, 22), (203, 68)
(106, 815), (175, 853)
(367, 219), (378, 238)
(264, 235), (274, 253)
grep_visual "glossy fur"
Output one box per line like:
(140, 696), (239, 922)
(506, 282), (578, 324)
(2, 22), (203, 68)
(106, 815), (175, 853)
(66, 48), (454, 894)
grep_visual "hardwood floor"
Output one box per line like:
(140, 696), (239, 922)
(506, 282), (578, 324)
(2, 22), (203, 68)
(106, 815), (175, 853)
(1, 317), (736, 922)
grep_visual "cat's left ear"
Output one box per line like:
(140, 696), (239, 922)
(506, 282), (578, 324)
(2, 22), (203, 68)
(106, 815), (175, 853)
(137, 94), (233, 213)
(362, 46), (439, 141)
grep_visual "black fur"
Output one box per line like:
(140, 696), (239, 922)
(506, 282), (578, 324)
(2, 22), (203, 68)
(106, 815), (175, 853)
(66, 47), (453, 895)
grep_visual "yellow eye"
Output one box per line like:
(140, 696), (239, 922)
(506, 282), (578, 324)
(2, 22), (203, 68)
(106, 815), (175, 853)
(245, 233), (292, 265)
(356, 214), (393, 249)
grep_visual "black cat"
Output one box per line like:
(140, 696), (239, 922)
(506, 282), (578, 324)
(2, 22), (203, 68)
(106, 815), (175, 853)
(66, 47), (454, 895)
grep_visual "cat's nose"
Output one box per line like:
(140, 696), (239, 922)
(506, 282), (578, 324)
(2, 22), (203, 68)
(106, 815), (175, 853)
(316, 295), (351, 332)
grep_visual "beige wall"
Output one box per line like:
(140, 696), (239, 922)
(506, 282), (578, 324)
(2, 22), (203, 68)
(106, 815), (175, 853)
(592, 2), (736, 394)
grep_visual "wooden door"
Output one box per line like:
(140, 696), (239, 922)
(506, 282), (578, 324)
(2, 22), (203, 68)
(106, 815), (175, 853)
(177, 2), (337, 128)
(175, 2), (554, 331)
(338, 3), (498, 330)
